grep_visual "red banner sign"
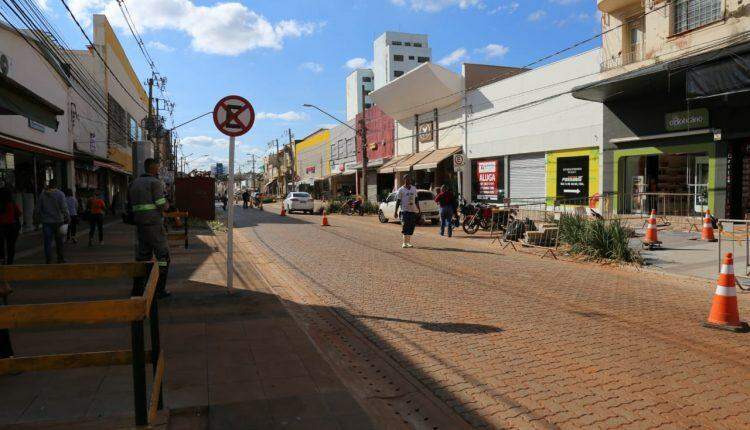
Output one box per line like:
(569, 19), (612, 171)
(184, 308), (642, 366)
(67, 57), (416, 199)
(477, 160), (498, 200)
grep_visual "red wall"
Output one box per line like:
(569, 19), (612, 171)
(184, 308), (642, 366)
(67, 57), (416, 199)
(356, 105), (395, 163)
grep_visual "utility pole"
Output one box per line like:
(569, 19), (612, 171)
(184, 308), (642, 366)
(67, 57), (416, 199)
(360, 84), (368, 202)
(287, 129), (294, 196)
(275, 138), (281, 197)
(146, 77), (155, 168)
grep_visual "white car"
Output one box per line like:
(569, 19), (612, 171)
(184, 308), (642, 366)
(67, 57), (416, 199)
(378, 189), (440, 224)
(283, 192), (314, 214)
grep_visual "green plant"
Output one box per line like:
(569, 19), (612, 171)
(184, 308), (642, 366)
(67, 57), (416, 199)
(328, 200), (344, 213)
(558, 214), (641, 263)
(261, 197), (274, 203)
(363, 201), (379, 215)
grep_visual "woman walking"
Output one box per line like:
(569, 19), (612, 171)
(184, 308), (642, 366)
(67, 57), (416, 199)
(88, 190), (105, 246)
(434, 185), (455, 238)
(64, 189), (79, 243)
(0, 187), (21, 264)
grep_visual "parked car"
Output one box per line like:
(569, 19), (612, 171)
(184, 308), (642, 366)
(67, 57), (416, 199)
(283, 192), (314, 214)
(378, 189), (440, 224)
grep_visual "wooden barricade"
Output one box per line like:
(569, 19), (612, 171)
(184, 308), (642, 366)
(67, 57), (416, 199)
(0, 262), (165, 427)
(164, 211), (189, 249)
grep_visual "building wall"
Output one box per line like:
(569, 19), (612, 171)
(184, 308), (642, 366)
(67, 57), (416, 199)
(356, 106), (394, 163)
(295, 129), (330, 183)
(600, 0), (750, 78)
(394, 101), (464, 156)
(329, 121), (357, 173)
(0, 27), (70, 154)
(373, 32), (431, 90)
(69, 49), (108, 160)
(346, 69), (374, 121)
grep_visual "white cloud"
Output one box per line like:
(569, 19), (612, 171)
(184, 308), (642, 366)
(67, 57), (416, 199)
(71, 0), (322, 56)
(476, 43), (509, 58)
(147, 41), (174, 52)
(256, 111), (307, 121)
(437, 48), (468, 66)
(300, 62), (324, 73)
(527, 9), (547, 21)
(34, 0), (51, 10)
(391, 0), (485, 12)
(181, 135), (229, 148)
(553, 12), (591, 27)
(344, 57), (372, 69)
(488, 1), (518, 14)
(548, 0), (581, 4)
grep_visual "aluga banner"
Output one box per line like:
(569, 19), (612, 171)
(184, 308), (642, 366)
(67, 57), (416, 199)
(477, 160), (499, 201)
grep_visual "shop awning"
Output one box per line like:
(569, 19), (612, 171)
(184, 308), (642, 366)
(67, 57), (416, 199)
(378, 155), (408, 174)
(351, 158), (388, 170)
(0, 73), (64, 130)
(369, 63), (464, 121)
(572, 40), (750, 103)
(687, 50), (750, 99)
(393, 151), (433, 172)
(93, 160), (130, 175)
(412, 147), (461, 171)
(0, 133), (72, 160)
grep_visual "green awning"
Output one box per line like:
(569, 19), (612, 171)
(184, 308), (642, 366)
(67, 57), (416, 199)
(0, 73), (63, 130)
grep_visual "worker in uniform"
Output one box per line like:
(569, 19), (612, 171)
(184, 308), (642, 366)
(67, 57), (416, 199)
(129, 158), (171, 298)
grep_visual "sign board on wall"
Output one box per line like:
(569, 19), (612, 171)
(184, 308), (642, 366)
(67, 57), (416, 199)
(556, 156), (589, 203)
(477, 160), (499, 201)
(665, 108), (709, 132)
(418, 121), (434, 144)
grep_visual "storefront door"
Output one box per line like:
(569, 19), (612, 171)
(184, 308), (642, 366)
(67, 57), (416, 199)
(691, 156), (709, 214)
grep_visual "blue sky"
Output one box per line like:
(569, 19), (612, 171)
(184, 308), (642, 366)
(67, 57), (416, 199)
(38, 0), (600, 171)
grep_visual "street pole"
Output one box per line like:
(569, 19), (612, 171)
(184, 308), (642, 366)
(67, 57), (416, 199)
(275, 138), (281, 197)
(227, 136), (236, 290)
(360, 84), (368, 202)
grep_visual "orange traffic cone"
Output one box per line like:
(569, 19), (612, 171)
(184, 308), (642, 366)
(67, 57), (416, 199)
(701, 210), (717, 242)
(321, 209), (330, 227)
(280, 205), (286, 217)
(704, 253), (749, 332)
(644, 209), (659, 245)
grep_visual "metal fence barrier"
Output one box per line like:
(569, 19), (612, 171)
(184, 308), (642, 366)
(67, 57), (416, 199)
(718, 219), (750, 290)
(0, 262), (165, 426)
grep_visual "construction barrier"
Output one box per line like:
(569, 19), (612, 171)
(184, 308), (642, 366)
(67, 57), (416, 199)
(0, 262), (166, 426)
(164, 211), (189, 249)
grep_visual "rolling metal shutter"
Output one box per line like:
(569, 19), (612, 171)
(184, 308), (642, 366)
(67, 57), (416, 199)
(509, 153), (546, 203)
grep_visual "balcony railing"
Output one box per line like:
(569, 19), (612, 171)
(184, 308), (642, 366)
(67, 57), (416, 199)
(600, 44), (644, 71)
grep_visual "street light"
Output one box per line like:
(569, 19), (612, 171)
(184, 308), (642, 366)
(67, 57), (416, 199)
(302, 104), (357, 133)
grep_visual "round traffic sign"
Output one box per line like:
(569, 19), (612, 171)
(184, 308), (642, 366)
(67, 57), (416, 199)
(213, 95), (255, 137)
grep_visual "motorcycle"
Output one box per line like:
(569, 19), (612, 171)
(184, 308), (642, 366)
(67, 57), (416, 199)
(341, 198), (364, 216)
(459, 201), (491, 234)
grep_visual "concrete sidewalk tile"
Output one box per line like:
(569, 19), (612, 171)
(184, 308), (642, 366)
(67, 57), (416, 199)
(208, 364), (260, 385)
(20, 394), (94, 422)
(273, 415), (342, 430)
(208, 380), (266, 405)
(319, 391), (366, 416)
(261, 376), (320, 399)
(207, 400), (270, 427)
(257, 357), (309, 379)
(267, 395), (330, 420)
(335, 413), (377, 430)
(166, 384), (208, 410)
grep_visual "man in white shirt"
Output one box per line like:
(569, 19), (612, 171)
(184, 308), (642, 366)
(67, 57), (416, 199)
(394, 175), (421, 248)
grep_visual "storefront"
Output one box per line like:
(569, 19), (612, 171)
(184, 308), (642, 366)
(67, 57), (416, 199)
(295, 128), (330, 198)
(545, 147), (600, 206)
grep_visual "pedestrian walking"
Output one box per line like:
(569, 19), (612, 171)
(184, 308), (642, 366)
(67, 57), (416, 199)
(87, 190), (105, 246)
(434, 185), (455, 237)
(242, 189), (250, 209)
(128, 158), (171, 298)
(221, 192), (228, 211)
(395, 175), (421, 248)
(0, 281), (13, 359)
(64, 188), (79, 244)
(34, 179), (70, 264)
(0, 187), (21, 264)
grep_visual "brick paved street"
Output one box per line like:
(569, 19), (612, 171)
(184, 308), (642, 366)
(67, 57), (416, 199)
(235, 204), (750, 430)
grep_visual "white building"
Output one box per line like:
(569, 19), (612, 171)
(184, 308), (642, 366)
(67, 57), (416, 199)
(373, 32), (431, 90)
(345, 68), (373, 121)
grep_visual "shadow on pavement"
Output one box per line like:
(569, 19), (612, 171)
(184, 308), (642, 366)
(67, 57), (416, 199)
(354, 314), (503, 334)
(415, 246), (497, 255)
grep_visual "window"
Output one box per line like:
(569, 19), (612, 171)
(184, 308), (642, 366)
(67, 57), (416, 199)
(408, 56), (415, 60)
(414, 43), (422, 47)
(392, 41), (402, 46)
(362, 76), (372, 82)
(394, 70), (404, 77)
(393, 54), (404, 62)
(674, 0), (722, 34)
(417, 57), (430, 63)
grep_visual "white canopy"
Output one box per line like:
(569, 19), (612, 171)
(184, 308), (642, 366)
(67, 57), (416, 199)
(369, 63), (464, 121)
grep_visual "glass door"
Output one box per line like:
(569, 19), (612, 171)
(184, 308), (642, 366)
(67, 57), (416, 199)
(690, 156), (709, 214)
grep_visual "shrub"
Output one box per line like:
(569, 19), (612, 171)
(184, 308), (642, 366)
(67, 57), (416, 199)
(558, 214), (641, 263)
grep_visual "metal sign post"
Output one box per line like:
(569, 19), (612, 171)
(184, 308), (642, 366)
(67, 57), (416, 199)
(213, 95), (255, 289)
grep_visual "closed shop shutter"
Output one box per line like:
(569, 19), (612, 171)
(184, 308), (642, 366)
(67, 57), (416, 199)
(509, 153), (546, 203)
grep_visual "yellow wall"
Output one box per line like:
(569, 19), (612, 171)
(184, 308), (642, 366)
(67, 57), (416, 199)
(295, 129), (331, 177)
(545, 147), (600, 203)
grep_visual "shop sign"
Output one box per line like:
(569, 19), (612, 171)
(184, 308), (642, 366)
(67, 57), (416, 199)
(418, 121), (434, 144)
(305, 166), (316, 174)
(477, 160), (499, 200)
(665, 108), (709, 132)
(556, 156), (589, 203)
(89, 133), (96, 153)
(0, 53), (9, 76)
(28, 119), (45, 132)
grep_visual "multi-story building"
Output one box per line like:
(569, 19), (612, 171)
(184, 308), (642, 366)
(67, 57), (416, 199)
(373, 32), (432, 90)
(211, 163), (226, 177)
(294, 128), (330, 198)
(354, 106), (395, 202)
(345, 69), (374, 121)
(329, 120), (357, 196)
(574, 0), (750, 218)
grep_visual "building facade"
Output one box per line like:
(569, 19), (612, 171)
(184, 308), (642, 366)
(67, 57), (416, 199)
(295, 128), (330, 198)
(574, 0), (750, 218)
(346, 69), (374, 121)
(329, 120), (357, 196)
(354, 106), (395, 202)
(373, 32), (432, 90)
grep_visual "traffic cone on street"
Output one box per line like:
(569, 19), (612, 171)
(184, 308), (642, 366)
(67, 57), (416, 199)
(704, 253), (749, 332)
(644, 209), (659, 245)
(701, 210), (717, 242)
(280, 205), (286, 217)
(321, 209), (330, 227)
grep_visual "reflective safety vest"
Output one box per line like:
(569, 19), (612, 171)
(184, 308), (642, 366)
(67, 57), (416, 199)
(129, 174), (167, 225)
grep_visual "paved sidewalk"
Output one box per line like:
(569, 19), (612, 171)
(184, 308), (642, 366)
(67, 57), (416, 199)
(1, 221), (375, 429)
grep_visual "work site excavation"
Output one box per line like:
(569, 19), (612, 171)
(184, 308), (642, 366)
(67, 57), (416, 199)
(2, 0), (750, 429)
